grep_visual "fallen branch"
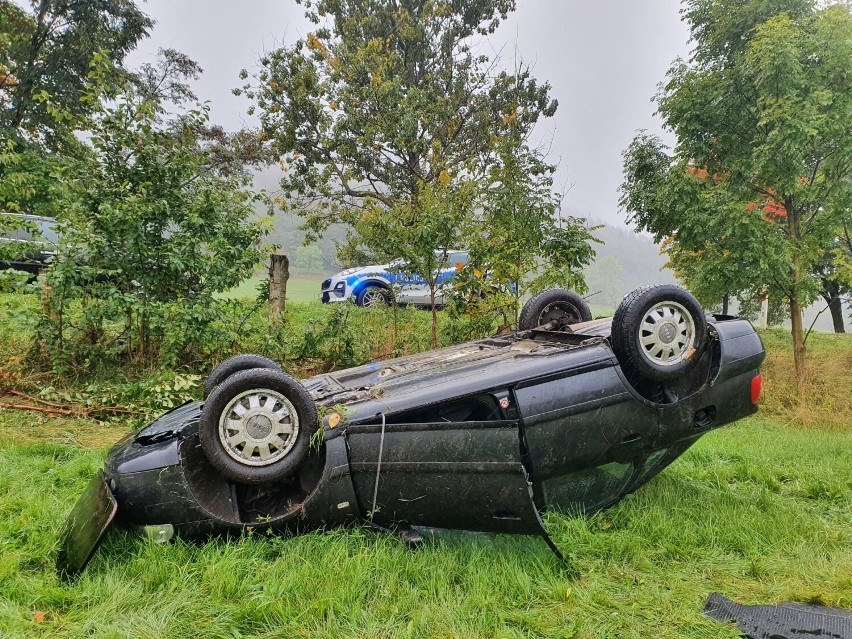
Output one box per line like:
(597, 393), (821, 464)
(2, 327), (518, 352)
(0, 402), (73, 416)
(0, 389), (141, 418)
(6, 389), (69, 408)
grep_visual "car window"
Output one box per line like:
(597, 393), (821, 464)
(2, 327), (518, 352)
(447, 251), (469, 267)
(540, 462), (634, 515)
(387, 394), (503, 424)
(1, 217), (57, 244)
(36, 220), (58, 244)
(2, 227), (35, 241)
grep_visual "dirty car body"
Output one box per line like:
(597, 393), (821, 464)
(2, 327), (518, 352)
(58, 295), (765, 577)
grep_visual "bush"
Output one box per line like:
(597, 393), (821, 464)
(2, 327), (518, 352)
(0, 269), (32, 293)
(34, 97), (268, 370)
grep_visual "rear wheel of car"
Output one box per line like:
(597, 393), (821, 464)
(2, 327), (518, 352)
(203, 354), (282, 400)
(199, 368), (318, 484)
(355, 285), (392, 307)
(518, 288), (593, 330)
(611, 285), (707, 382)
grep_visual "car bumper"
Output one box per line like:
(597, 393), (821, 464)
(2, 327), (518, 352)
(320, 289), (349, 303)
(56, 471), (118, 579)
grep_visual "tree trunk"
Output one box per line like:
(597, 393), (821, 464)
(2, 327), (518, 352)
(789, 295), (806, 389)
(430, 284), (438, 349)
(821, 283), (846, 334)
(721, 294), (729, 316)
(268, 252), (289, 321)
(827, 295), (846, 334)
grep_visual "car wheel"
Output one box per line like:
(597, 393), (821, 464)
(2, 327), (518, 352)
(199, 368), (318, 484)
(203, 354), (282, 400)
(355, 285), (391, 307)
(518, 288), (593, 330)
(611, 285), (707, 382)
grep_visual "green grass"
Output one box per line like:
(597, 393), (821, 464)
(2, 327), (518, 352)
(219, 274), (326, 304)
(0, 413), (849, 639)
(1, 291), (851, 637)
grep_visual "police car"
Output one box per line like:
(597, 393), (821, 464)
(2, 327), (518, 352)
(320, 250), (469, 307)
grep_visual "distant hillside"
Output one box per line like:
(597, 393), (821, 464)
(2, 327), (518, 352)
(582, 223), (677, 307)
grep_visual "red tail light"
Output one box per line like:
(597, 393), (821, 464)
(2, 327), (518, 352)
(751, 373), (763, 404)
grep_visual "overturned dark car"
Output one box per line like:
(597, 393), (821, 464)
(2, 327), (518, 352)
(58, 285), (766, 577)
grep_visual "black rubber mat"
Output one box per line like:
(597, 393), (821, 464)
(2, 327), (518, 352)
(703, 592), (852, 639)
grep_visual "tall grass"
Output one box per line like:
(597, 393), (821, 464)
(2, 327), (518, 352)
(758, 328), (852, 429)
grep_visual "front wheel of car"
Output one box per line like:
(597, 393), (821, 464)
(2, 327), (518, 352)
(611, 285), (707, 382)
(199, 368), (318, 484)
(355, 285), (392, 307)
(518, 288), (592, 330)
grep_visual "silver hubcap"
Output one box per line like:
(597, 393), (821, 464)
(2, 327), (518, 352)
(639, 301), (696, 366)
(361, 288), (387, 307)
(218, 388), (299, 466)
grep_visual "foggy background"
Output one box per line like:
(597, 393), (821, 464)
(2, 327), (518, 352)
(126, 0), (690, 227)
(116, 1), (849, 330)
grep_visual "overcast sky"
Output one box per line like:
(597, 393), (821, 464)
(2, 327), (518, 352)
(125, 0), (692, 228)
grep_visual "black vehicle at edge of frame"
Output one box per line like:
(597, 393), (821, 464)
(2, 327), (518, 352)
(57, 285), (766, 578)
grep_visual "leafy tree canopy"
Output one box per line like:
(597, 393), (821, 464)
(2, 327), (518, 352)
(0, 0), (151, 146)
(459, 112), (598, 328)
(621, 0), (852, 376)
(240, 0), (556, 244)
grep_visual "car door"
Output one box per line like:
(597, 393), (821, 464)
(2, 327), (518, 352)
(514, 351), (660, 515)
(343, 393), (545, 534)
(433, 251), (467, 306)
(395, 270), (431, 305)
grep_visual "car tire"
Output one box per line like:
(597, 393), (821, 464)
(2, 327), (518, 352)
(518, 288), (593, 330)
(611, 284), (707, 382)
(203, 354), (282, 400)
(199, 368), (318, 484)
(355, 285), (392, 307)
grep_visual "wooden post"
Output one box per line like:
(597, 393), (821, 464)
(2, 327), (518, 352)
(269, 251), (289, 321)
(758, 287), (768, 329)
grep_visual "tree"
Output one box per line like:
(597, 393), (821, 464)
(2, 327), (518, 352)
(620, 1), (852, 381)
(356, 178), (474, 347)
(239, 0), (556, 255)
(813, 241), (850, 333)
(39, 92), (267, 366)
(294, 244), (324, 272)
(462, 109), (597, 327)
(0, 0), (151, 254)
(0, 0), (151, 145)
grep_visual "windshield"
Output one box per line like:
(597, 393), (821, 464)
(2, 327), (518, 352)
(1, 216), (58, 245)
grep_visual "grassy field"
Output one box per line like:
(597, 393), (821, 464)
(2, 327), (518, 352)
(0, 293), (851, 638)
(0, 413), (849, 638)
(219, 274), (325, 304)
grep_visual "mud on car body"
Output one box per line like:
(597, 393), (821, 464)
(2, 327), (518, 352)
(58, 285), (766, 578)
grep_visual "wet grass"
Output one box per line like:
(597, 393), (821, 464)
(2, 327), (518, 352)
(0, 414), (849, 639)
(1, 292), (851, 637)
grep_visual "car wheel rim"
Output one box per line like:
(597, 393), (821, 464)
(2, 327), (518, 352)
(362, 288), (386, 307)
(638, 301), (696, 366)
(218, 388), (299, 467)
